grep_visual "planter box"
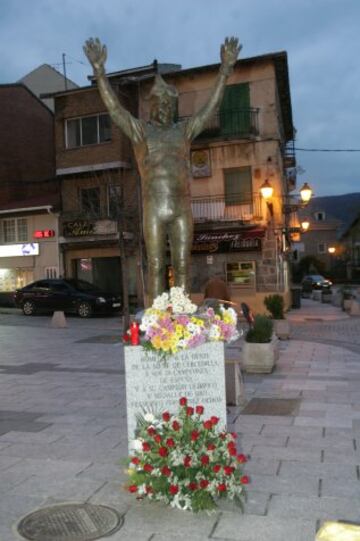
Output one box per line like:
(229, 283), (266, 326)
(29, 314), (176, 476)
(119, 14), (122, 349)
(350, 300), (360, 316)
(321, 291), (332, 304)
(343, 299), (353, 312)
(274, 319), (290, 340)
(242, 340), (276, 374)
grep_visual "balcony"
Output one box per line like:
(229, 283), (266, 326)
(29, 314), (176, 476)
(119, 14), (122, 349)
(191, 193), (263, 223)
(181, 108), (259, 141)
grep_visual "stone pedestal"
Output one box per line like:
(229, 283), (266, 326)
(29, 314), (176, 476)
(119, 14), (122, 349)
(312, 290), (322, 302)
(124, 342), (227, 445)
(225, 359), (245, 406)
(51, 311), (67, 328)
(350, 300), (360, 316)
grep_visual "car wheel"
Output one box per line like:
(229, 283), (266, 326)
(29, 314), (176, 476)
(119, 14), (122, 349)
(22, 300), (36, 316)
(77, 301), (93, 318)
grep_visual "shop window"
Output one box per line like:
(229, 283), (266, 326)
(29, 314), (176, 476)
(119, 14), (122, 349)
(80, 187), (101, 216)
(318, 242), (326, 254)
(0, 268), (33, 291)
(226, 261), (255, 288)
(107, 185), (122, 218)
(65, 113), (111, 148)
(1, 218), (28, 243)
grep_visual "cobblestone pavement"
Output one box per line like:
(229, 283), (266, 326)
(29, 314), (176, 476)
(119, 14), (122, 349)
(0, 306), (360, 540)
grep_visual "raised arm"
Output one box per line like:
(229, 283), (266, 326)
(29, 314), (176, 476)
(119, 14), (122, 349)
(83, 38), (144, 143)
(186, 37), (242, 141)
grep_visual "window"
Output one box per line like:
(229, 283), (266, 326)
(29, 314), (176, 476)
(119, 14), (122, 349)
(2, 218), (28, 243)
(315, 211), (325, 221)
(81, 187), (101, 216)
(224, 167), (252, 206)
(66, 114), (111, 148)
(108, 185), (122, 218)
(318, 242), (326, 254)
(226, 261), (256, 288)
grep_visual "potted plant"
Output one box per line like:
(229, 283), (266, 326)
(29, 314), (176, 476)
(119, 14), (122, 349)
(340, 286), (354, 312)
(242, 314), (276, 373)
(264, 294), (290, 340)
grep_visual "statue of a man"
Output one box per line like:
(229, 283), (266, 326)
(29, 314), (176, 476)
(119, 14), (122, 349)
(84, 37), (241, 304)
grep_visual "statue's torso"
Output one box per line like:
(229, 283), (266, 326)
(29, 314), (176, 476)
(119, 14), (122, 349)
(133, 121), (191, 198)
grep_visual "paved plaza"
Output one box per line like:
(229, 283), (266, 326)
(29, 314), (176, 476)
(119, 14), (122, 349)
(0, 300), (360, 540)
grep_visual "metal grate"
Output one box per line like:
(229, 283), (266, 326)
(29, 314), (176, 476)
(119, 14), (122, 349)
(17, 503), (123, 541)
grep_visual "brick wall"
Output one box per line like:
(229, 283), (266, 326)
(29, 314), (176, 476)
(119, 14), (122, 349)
(55, 87), (133, 170)
(0, 85), (55, 184)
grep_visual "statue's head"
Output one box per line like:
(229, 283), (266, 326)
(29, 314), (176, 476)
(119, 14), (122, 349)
(149, 74), (178, 125)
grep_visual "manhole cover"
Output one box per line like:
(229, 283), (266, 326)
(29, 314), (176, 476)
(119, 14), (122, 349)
(241, 398), (300, 416)
(17, 503), (123, 541)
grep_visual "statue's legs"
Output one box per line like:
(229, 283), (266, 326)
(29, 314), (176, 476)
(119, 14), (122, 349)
(143, 209), (166, 304)
(168, 205), (194, 293)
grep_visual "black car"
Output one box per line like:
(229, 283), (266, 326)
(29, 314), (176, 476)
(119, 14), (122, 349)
(301, 274), (332, 293)
(14, 279), (121, 318)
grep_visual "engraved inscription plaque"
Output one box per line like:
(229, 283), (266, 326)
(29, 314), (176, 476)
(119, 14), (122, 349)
(124, 342), (226, 445)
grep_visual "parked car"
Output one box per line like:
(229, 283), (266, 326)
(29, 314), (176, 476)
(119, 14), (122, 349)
(14, 279), (121, 318)
(301, 274), (332, 293)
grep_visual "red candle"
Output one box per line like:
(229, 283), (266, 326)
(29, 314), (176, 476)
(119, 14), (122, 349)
(130, 322), (140, 345)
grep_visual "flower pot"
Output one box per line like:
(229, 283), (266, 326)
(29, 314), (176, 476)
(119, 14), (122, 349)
(242, 340), (275, 374)
(273, 319), (290, 340)
(343, 299), (353, 312)
(312, 290), (322, 302)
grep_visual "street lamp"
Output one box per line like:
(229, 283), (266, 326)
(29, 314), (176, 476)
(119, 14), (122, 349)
(300, 219), (310, 232)
(299, 182), (313, 204)
(260, 179), (274, 216)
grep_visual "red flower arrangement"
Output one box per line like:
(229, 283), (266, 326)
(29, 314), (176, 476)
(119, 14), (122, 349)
(126, 398), (249, 512)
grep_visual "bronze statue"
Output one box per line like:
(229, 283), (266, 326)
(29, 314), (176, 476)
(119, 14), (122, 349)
(84, 37), (241, 304)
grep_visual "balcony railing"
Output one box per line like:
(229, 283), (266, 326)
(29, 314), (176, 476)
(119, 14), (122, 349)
(180, 108), (259, 140)
(191, 193), (263, 223)
(283, 140), (296, 169)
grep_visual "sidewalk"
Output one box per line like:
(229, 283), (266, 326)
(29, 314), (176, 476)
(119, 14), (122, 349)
(0, 303), (360, 540)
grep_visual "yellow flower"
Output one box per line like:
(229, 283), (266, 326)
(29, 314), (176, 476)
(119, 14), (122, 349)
(152, 336), (162, 349)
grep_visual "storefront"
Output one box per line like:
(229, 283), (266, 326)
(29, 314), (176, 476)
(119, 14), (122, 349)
(190, 226), (267, 311)
(0, 208), (60, 305)
(61, 218), (138, 298)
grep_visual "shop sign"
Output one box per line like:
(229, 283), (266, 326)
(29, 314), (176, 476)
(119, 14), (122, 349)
(192, 230), (263, 254)
(0, 243), (39, 257)
(63, 221), (95, 237)
(33, 229), (55, 239)
(63, 220), (118, 237)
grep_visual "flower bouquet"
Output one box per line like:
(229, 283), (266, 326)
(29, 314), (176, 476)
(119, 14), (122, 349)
(140, 287), (239, 360)
(126, 397), (249, 512)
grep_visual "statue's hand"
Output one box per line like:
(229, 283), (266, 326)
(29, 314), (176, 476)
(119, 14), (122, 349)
(83, 37), (107, 74)
(220, 37), (241, 70)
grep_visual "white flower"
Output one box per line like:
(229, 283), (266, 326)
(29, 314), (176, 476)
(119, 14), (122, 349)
(130, 438), (143, 451)
(170, 492), (192, 511)
(144, 413), (155, 423)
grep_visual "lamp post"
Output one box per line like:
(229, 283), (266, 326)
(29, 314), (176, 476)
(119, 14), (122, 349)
(328, 246), (336, 277)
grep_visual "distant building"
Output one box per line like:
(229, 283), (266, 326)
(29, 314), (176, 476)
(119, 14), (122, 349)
(19, 64), (78, 111)
(296, 192), (360, 274)
(341, 214), (360, 280)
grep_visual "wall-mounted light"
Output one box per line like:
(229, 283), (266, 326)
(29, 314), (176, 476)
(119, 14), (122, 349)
(260, 179), (274, 200)
(260, 179), (274, 217)
(328, 246), (336, 254)
(299, 182), (312, 204)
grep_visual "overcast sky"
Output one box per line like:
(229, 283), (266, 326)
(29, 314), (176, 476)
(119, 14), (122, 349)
(1, 0), (359, 197)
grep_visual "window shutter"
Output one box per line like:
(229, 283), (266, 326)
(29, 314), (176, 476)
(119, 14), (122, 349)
(224, 167), (252, 205)
(220, 83), (250, 135)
